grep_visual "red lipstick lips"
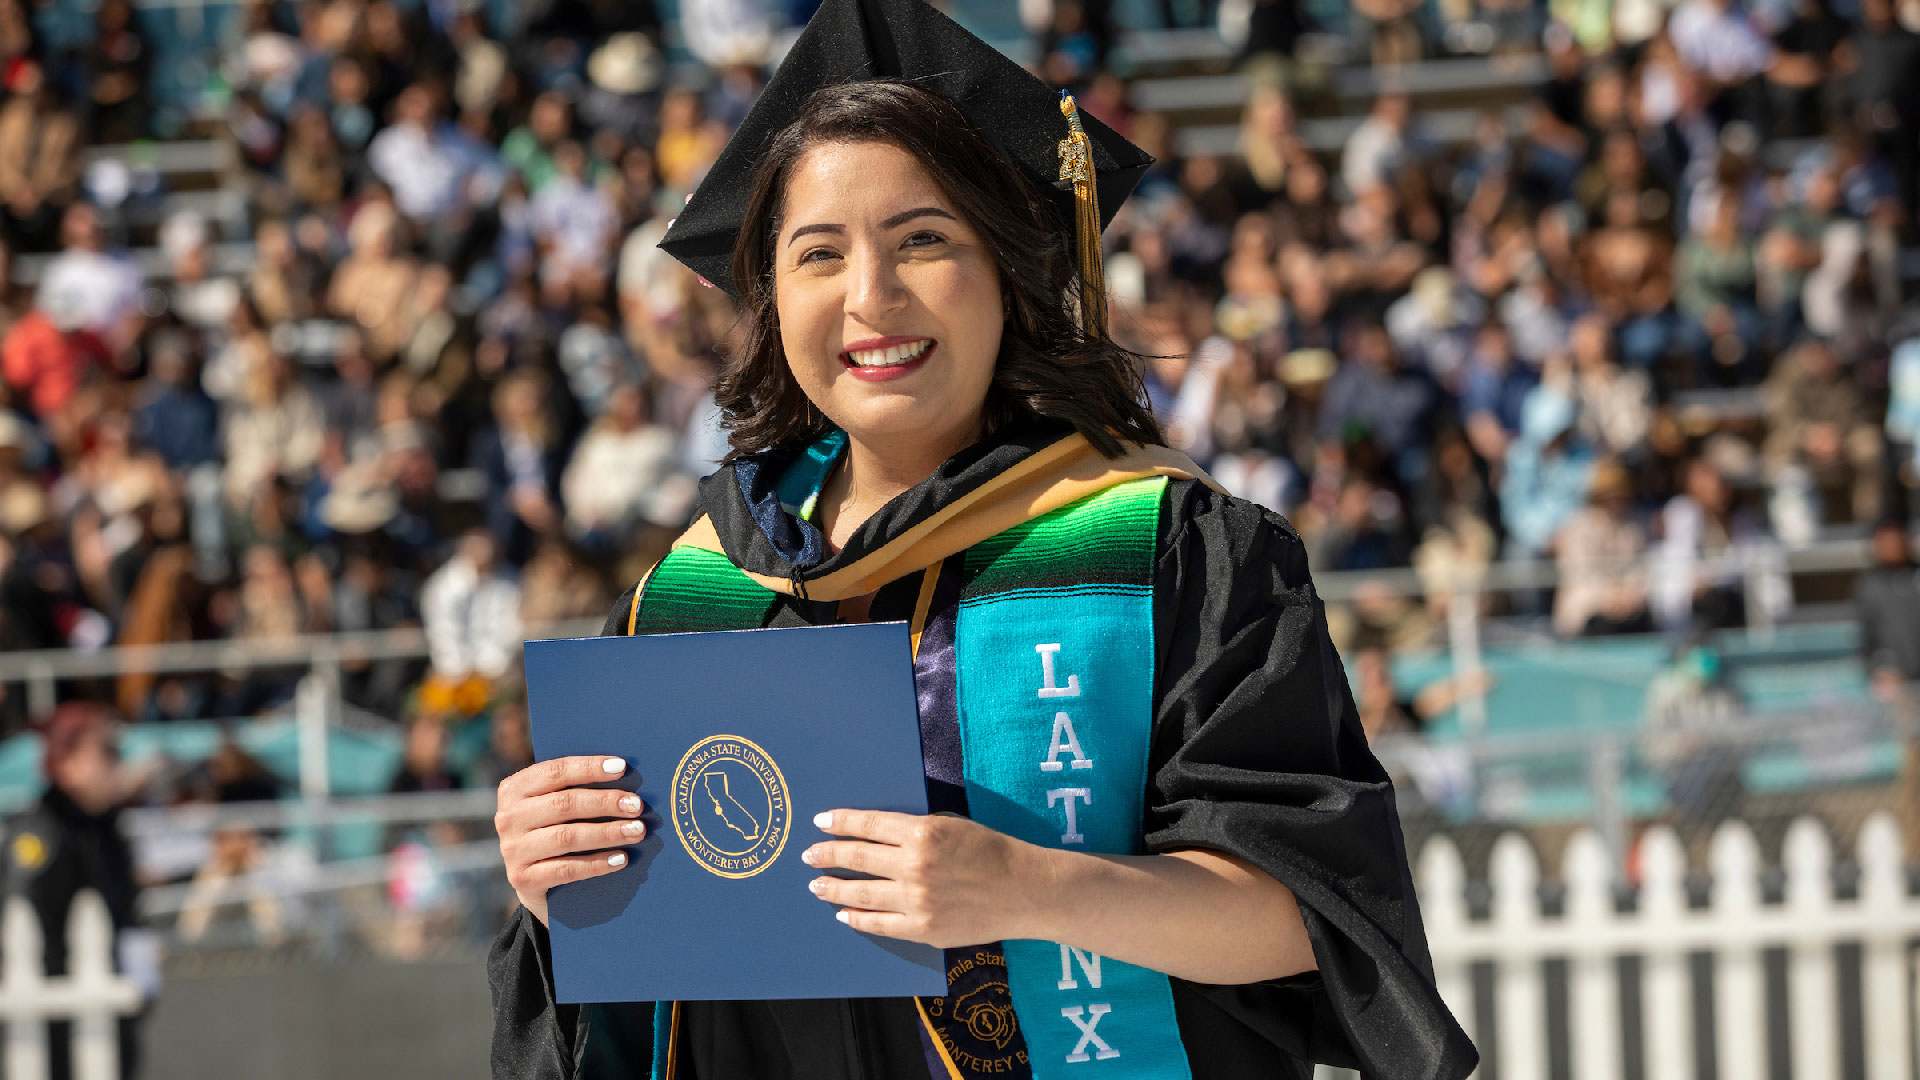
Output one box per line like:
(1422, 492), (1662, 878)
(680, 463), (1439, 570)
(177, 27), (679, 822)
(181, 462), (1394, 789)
(839, 336), (936, 382)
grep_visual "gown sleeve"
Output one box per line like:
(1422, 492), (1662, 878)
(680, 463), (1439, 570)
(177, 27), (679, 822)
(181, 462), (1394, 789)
(1146, 482), (1477, 1080)
(487, 586), (657, 1080)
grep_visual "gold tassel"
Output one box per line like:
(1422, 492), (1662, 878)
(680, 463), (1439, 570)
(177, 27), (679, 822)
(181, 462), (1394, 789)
(1057, 93), (1107, 338)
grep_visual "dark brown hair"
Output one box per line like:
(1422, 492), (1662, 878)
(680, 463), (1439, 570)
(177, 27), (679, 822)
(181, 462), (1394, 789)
(717, 80), (1161, 459)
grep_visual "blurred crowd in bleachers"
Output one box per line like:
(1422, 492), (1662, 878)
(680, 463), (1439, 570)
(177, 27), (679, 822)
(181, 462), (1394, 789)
(0, 0), (1914, 784)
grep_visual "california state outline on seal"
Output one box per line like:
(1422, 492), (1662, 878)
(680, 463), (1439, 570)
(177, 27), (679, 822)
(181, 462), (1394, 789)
(670, 734), (792, 879)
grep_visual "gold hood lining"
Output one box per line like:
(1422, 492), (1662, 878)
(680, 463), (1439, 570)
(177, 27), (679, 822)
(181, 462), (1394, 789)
(667, 435), (1221, 603)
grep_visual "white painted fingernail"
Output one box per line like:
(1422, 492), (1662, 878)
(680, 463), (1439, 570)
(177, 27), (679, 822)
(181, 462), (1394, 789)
(813, 811), (833, 829)
(808, 878), (826, 894)
(834, 909), (850, 924)
(602, 758), (625, 774)
(608, 852), (628, 867)
(619, 795), (641, 813)
(622, 820), (645, 837)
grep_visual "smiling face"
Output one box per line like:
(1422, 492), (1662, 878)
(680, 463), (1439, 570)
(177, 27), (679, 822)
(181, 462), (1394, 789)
(773, 140), (1004, 455)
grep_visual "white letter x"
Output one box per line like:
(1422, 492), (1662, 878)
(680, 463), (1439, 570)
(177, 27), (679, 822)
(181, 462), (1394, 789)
(1061, 1004), (1119, 1062)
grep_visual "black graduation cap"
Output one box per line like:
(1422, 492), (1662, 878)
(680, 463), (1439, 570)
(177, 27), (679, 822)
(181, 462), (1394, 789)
(658, 0), (1154, 300)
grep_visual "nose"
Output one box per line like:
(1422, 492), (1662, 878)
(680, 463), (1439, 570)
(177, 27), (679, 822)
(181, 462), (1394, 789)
(844, 242), (907, 325)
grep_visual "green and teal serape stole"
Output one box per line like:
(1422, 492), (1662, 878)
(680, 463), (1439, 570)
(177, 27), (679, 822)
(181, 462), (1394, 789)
(631, 545), (777, 635)
(629, 471), (1191, 1079)
(954, 475), (1192, 1080)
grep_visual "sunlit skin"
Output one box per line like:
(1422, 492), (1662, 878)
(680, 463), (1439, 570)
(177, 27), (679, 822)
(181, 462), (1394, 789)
(494, 141), (1316, 987)
(774, 140), (1002, 552)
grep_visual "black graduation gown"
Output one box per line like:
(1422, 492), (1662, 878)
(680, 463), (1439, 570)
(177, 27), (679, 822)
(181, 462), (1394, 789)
(489, 429), (1476, 1080)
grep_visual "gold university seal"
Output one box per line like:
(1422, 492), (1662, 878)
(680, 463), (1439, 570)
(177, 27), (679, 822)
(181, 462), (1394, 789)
(670, 734), (791, 879)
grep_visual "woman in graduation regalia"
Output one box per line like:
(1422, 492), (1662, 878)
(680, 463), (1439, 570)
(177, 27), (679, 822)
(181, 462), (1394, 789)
(489, 2), (1476, 1077)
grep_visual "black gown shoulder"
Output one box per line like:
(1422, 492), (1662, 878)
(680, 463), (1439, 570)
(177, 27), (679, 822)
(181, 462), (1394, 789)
(1146, 480), (1474, 1078)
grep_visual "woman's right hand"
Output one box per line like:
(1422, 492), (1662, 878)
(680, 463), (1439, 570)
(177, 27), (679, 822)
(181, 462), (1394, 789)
(496, 756), (645, 927)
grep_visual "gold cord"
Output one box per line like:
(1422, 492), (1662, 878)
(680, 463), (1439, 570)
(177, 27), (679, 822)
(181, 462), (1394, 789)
(1057, 93), (1108, 338)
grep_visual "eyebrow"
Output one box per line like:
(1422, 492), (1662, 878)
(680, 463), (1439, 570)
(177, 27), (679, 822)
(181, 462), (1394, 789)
(785, 207), (959, 248)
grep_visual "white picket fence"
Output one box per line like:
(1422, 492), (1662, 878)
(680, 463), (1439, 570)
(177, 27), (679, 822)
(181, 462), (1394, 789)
(0, 891), (144, 1080)
(1388, 811), (1919, 1080)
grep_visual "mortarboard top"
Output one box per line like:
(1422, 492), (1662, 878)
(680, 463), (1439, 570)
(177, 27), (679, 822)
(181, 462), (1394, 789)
(658, 0), (1154, 300)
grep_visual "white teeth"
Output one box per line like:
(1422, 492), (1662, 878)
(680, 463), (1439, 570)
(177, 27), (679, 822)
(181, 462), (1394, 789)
(848, 340), (932, 367)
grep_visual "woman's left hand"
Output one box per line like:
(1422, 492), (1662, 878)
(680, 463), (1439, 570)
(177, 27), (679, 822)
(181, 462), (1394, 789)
(802, 809), (1040, 948)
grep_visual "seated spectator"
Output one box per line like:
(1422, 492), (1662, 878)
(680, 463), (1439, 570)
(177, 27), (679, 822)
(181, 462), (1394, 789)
(1350, 0), (1425, 66)
(317, 330), (381, 463)
(1856, 518), (1920, 702)
(1228, 85), (1298, 213)
(1758, 161), (1841, 344)
(1762, 337), (1883, 528)
(1341, 90), (1416, 197)
(1316, 322), (1440, 486)
(500, 90), (575, 193)
(1387, 267), (1483, 387)
(1576, 129), (1674, 237)
(391, 714), (464, 795)
(384, 713), (469, 958)
(1500, 388), (1597, 560)
(476, 698), (535, 790)
(560, 382), (695, 549)
(529, 141), (619, 295)
(0, 59), (79, 252)
(175, 737), (288, 946)
(222, 349), (325, 511)
(1329, 183), (1430, 307)
(1554, 459), (1652, 636)
(367, 84), (491, 223)
(327, 202), (419, 358)
(1668, 0), (1772, 118)
(1675, 195), (1762, 383)
(1565, 313), (1653, 459)
(519, 539), (612, 627)
(1410, 426), (1497, 544)
(1767, 0), (1848, 139)
(420, 528), (521, 690)
(1585, 191), (1688, 374)
(1279, 247), (1340, 351)
(321, 54), (378, 167)
(35, 202), (143, 350)
(83, 0), (150, 144)
(1890, 336), (1920, 494)
(1309, 475), (1411, 572)
(114, 543), (198, 719)
(1269, 157), (1340, 253)
(1525, 31), (1590, 201)
(473, 369), (566, 566)
(1642, 641), (1748, 822)
(1, 300), (109, 422)
(161, 211), (241, 337)
(247, 218), (326, 326)
(654, 86), (724, 191)
(1842, 0), (1920, 193)
(280, 105), (347, 213)
(1651, 452), (1788, 633)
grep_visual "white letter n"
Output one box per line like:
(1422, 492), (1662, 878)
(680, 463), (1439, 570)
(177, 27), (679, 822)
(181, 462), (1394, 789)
(1057, 944), (1104, 990)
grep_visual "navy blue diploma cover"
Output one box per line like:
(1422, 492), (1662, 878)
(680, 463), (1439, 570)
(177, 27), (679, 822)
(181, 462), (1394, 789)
(523, 622), (944, 1003)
